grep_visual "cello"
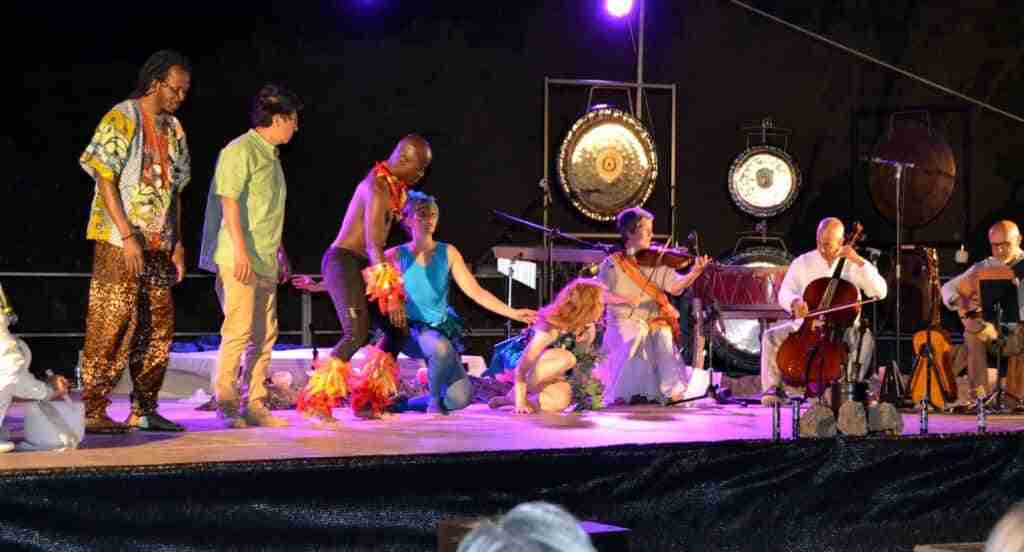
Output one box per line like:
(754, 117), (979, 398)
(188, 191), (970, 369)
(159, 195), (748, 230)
(776, 222), (865, 395)
(908, 247), (958, 408)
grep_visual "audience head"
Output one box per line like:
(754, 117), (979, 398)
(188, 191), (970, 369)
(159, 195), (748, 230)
(457, 501), (596, 552)
(987, 502), (1024, 552)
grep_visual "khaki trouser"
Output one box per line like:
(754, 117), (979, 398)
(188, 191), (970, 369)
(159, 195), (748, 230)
(213, 270), (278, 404)
(965, 320), (1024, 397)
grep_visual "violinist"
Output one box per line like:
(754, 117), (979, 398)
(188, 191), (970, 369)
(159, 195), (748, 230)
(940, 220), (1024, 403)
(760, 218), (887, 405)
(595, 207), (711, 405)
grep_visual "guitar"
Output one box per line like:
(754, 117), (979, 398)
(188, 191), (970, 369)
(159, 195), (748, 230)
(909, 248), (958, 408)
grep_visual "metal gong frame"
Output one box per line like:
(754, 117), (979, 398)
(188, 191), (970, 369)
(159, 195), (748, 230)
(542, 78), (677, 303)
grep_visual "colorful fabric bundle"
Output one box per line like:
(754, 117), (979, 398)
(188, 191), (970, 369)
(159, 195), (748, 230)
(362, 262), (405, 315)
(296, 356), (352, 419)
(349, 346), (399, 417)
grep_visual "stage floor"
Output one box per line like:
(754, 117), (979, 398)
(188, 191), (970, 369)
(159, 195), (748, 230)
(4, 395), (1024, 473)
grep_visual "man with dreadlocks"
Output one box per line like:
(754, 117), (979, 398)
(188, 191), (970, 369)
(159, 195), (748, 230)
(297, 135), (432, 422)
(78, 50), (192, 433)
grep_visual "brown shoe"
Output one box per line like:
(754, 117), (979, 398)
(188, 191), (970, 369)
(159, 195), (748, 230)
(85, 414), (132, 434)
(217, 400), (248, 429)
(245, 402), (289, 428)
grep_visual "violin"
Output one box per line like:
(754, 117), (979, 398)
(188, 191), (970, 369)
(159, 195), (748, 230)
(775, 221), (865, 395)
(633, 243), (696, 269)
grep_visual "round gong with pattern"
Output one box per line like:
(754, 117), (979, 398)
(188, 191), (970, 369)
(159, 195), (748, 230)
(727, 145), (801, 219)
(557, 107), (658, 222)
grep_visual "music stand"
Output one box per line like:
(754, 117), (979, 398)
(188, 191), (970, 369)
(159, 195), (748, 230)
(980, 278), (1020, 413)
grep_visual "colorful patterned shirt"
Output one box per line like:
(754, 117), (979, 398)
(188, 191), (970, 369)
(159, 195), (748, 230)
(79, 100), (190, 250)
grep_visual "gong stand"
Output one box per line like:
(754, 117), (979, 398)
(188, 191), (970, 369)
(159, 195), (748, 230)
(542, 78), (677, 304)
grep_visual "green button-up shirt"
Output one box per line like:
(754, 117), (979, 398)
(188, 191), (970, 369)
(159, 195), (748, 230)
(199, 129), (287, 278)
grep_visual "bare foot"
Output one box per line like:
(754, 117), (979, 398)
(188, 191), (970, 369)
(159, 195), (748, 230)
(354, 408), (396, 420)
(302, 408), (338, 425)
(488, 396), (512, 409)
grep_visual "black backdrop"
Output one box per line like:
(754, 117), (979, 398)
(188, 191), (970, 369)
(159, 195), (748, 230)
(7, 1), (1024, 372)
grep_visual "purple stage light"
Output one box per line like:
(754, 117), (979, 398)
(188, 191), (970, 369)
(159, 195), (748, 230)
(606, 0), (634, 18)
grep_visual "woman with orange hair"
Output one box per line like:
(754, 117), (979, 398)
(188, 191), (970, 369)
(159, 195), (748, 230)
(489, 278), (610, 414)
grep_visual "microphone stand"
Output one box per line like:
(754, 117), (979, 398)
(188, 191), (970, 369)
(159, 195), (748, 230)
(864, 157), (915, 385)
(667, 299), (747, 407)
(491, 209), (611, 304)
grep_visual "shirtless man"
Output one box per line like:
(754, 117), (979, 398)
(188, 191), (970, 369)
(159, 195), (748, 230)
(297, 135), (432, 421)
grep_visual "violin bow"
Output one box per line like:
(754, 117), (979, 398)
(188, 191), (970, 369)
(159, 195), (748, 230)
(795, 297), (880, 320)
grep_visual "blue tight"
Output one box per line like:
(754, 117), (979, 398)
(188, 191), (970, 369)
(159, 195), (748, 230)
(382, 326), (472, 413)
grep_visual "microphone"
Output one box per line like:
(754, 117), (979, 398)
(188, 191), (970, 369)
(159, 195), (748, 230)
(863, 156), (916, 168)
(863, 247), (882, 262)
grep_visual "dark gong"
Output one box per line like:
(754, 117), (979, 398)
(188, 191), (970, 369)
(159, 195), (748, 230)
(868, 119), (956, 229)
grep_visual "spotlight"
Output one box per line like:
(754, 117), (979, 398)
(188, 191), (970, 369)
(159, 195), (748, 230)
(606, 0), (634, 18)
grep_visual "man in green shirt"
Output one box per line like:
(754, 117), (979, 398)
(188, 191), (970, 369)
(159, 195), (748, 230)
(199, 85), (301, 428)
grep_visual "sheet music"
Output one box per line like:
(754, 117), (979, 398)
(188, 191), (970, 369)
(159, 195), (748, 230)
(497, 258), (537, 289)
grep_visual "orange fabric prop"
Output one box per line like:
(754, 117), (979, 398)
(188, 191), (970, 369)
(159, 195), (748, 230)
(349, 346), (400, 417)
(362, 262), (405, 315)
(373, 161), (409, 217)
(297, 356), (352, 419)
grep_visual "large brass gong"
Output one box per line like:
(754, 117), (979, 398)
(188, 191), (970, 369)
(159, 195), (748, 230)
(557, 107), (658, 221)
(868, 120), (957, 229)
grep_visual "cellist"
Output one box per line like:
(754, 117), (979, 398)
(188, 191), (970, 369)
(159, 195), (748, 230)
(940, 220), (1024, 405)
(760, 218), (888, 405)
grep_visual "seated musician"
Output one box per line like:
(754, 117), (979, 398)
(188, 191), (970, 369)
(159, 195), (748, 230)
(295, 191), (537, 415)
(760, 218), (887, 405)
(595, 207), (710, 406)
(940, 220), (1024, 402)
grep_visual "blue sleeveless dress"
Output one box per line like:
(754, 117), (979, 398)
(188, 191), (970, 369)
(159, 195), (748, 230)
(396, 243), (464, 351)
